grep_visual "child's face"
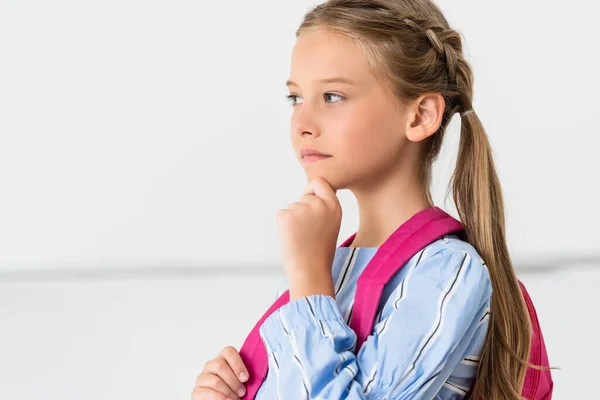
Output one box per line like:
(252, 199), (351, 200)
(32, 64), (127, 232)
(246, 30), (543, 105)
(287, 28), (417, 191)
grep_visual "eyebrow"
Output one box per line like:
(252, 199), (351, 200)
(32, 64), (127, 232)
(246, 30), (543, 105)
(285, 77), (357, 87)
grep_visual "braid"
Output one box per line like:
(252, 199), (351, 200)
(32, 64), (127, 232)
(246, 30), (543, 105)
(304, 1), (474, 113)
(401, 17), (470, 114)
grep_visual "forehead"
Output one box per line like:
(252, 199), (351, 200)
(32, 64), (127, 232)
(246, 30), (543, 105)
(289, 29), (375, 87)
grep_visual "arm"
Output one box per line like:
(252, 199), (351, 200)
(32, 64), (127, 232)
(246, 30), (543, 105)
(258, 248), (492, 399)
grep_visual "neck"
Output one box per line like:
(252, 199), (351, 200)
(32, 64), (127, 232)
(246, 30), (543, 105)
(346, 161), (432, 248)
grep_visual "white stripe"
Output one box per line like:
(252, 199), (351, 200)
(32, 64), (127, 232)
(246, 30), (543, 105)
(364, 248), (431, 395)
(375, 306), (384, 324)
(336, 248), (358, 294)
(478, 308), (490, 327)
(334, 353), (347, 375)
(418, 365), (445, 395)
(268, 352), (284, 400)
(375, 248), (426, 336)
(342, 363), (357, 378)
(343, 300), (354, 324)
(362, 364), (378, 395)
(397, 252), (470, 385)
(335, 248), (354, 291)
(277, 308), (289, 335)
(447, 380), (470, 392)
(279, 310), (311, 398)
(393, 247), (428, 309)
(289, 330), (312, 398)
(384, 364), (444, 398)
(442, 382), (468, 395)
(460, 359), (479, 367)
(461, 354), (481, 366)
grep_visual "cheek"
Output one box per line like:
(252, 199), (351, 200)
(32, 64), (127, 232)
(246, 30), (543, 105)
(325, 130), (398, 190)
(333, 112), (400, 162)
(292, 99), (404, 179)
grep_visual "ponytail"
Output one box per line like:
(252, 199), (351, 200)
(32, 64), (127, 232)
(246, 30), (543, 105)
(451, 109), (532, 399)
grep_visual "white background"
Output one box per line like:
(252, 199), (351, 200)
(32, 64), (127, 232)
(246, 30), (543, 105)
(1, 0), (598, 273)
(1, 0), (598, 399)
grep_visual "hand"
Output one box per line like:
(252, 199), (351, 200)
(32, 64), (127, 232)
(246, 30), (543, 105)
(191, 346), (249, 400)
(276, 177), (342, 283)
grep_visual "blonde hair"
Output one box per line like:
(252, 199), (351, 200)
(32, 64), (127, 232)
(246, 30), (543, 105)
(296, 1), (535, 398)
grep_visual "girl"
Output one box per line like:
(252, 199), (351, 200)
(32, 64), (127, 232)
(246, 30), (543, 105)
(193, 0), (550, 399)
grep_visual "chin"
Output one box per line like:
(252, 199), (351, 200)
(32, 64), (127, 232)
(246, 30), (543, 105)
(303, 169), (350, 192)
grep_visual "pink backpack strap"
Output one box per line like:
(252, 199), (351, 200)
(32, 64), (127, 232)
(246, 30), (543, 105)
(342, 206), (464, 353)
(518, 281), (554, 399)
(238, 290), (290, 399)
(467, 282), (554, 400)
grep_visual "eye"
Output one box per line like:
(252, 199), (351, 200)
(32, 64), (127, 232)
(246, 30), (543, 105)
(285, 94), (303, 106)
(324, 93), (345, 103)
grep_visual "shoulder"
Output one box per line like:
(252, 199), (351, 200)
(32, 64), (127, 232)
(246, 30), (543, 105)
(419, 234), (488, 272)
(373, 234), (492, 334)
(397, 233), (492, 299)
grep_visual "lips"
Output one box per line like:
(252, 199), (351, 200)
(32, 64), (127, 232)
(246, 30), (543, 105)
(300, 147), (332, 158)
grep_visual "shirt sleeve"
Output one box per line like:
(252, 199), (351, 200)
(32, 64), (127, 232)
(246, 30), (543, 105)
(258, 248), (492, 399)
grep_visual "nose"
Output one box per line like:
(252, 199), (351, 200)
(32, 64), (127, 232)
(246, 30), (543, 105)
(291, 102), (321, 139)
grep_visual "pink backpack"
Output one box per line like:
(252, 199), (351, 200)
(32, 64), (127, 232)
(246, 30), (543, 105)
(238, 206), (553, 399)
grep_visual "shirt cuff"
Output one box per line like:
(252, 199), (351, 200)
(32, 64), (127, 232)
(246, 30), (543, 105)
(259, 294), (347, 352)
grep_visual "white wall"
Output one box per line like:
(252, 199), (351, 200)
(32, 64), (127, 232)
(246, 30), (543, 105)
(1, 0), (598, 272)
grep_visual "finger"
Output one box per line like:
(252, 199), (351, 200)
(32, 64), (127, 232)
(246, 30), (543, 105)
(287, 201), (308, 211)
(204, 357), (246, 398)
(220, 346), (250, 383)
(191, 386), (235, 400)
(297, 193), (322, 207)
(303, 177), (338, 202)
(195, 372), (240, 400)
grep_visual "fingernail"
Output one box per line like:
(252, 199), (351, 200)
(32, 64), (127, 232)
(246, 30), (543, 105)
(239, 372), (249, 382)
(238, 387), (246, 397)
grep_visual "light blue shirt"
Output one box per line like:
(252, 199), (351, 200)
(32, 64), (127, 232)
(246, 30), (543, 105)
(256, 234), (492, 399)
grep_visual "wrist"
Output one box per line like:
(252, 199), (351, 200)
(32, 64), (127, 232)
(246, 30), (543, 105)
(288, 274), (335, 301)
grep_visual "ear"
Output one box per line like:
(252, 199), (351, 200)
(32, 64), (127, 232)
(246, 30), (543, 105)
(404, 93), (445, 142)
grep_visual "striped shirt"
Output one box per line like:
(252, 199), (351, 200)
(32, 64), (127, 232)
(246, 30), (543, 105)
(256, 233), (492, 399)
